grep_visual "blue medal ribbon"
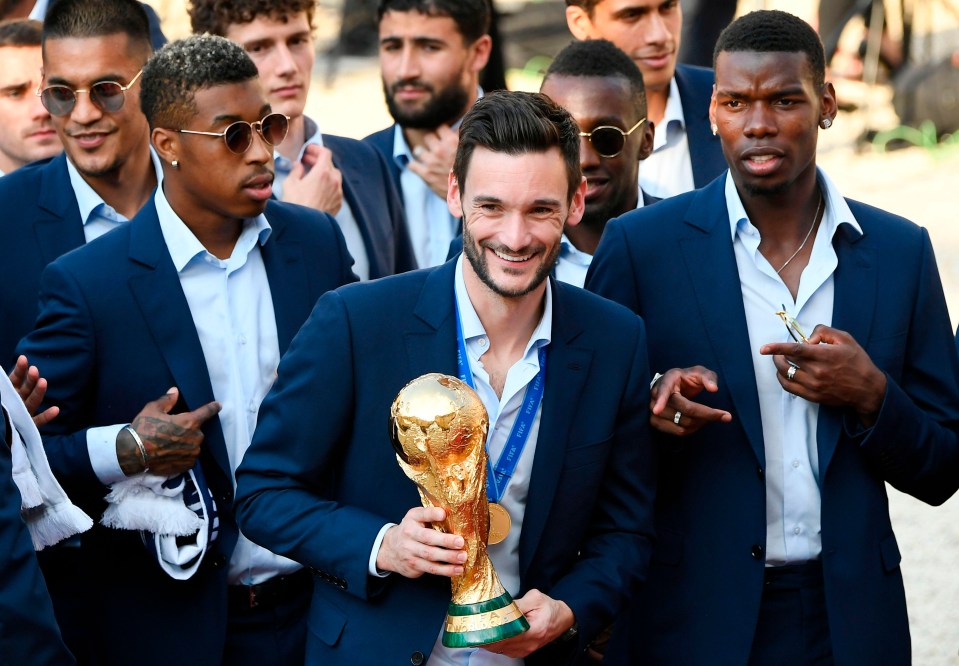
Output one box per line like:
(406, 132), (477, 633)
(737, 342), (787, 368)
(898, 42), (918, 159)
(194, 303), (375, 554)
(455, 302), (547, 504)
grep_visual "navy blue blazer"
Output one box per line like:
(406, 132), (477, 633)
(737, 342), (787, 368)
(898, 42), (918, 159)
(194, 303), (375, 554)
(586, 176), (959, 665)
(0, 154), (85, 368)
(234, 261), (656, 665)
(0, 426), (74, 666)
(323, 133), (417, 277)
(363, 124), (402, 201)
(674, 64), (727, 189)
(15, 198), (356, 665)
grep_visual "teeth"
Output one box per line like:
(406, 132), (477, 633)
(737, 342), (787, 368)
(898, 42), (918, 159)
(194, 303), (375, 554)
(749, 155), (775, 162)
(493, 249), (531, 263)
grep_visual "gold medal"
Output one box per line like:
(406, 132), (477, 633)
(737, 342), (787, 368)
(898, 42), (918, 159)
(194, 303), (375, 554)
(487, 502), (511, 545)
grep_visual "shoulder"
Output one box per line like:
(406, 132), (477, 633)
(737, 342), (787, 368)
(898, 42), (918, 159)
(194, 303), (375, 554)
(674, 63), (716, 92)
(363, 125), (396, 152)
(324, 133), (377, 158)
(265, 199), (339, 238)
(0, 155), (59, 197)
(845, 198), (928, 250)
(608, 185), (703, 240)
(554, 281), (645, 338)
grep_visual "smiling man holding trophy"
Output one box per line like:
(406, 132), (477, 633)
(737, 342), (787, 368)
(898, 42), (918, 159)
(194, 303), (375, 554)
(234, 90), (656, 665)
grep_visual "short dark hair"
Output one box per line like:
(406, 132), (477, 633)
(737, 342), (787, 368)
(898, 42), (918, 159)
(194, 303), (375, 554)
(0, 19), (41, 47)
(140, 34), (259, 130)
(377, 0), (490, 44)
(564, 0), (601, 15)
(545, 39), (647, 118)
(454, 90), (580, 201)
(714, 10), (826, 90)
(188, 0), (316, 37)
(43, 0), (151, 57)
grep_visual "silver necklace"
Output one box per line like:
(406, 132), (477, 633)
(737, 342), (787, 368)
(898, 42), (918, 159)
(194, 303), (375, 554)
(776, 194), (823, 275)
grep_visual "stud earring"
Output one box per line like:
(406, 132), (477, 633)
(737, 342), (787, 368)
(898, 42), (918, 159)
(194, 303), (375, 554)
(820, 118), (832, 129)
(172, 159), (179, 169)
(711, 124), (718, 136)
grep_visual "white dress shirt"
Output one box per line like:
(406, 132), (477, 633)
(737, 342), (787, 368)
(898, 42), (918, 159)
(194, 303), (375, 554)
(273, 116), (369, 280)
(639, 77), (695, 199)
(726, 169), (863, 565)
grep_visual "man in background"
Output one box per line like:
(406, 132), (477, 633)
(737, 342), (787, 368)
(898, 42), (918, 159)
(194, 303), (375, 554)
(365, 0), (491, 268)
(565, 0), (726, 198)
(0, 19), (60, 176)
(189, 0), (416, 280)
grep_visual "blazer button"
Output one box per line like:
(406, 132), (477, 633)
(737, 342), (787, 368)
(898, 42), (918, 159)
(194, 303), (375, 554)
(751, 544), (764, 560)
(410, 651), (425, 665)
(757, 466), (764, 479)
(212, 555), (227, 568)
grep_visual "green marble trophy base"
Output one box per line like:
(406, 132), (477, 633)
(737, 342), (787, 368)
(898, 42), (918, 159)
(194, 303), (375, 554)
(442, 591), (530, 648)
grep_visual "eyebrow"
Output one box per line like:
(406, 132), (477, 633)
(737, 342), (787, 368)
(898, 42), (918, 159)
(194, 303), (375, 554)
(0, 82), (30, 93)
(380, 35), (447, 48)
(211, 105), (272, 125)
(45, 73), (127, 86)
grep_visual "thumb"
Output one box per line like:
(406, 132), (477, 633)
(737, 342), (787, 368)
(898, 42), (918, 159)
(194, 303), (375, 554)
(155, 386), (179, 414)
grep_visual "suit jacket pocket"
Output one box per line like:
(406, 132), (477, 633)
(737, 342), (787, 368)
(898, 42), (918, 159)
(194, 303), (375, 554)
(880, 533), (902, 573)
(308, 592), (347, 646)
(563, 434), (613, 471)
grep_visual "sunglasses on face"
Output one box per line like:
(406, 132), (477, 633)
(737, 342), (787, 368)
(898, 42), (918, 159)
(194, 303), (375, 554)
(37, 69), (142, 117)
(579, 117), (646, 158)
(176, 113), (290, 154)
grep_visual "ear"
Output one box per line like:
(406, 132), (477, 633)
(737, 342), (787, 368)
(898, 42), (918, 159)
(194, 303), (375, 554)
(820, 81), (838, 126)
(152, 127), (179, 167)
(468, 34), (493, 74)
(447, 171), (464, 219)
(637, 120), (654, 161)
(565, 5), (596, 40)
(565, 176), (587, 229)
(708, 83), (717, 128)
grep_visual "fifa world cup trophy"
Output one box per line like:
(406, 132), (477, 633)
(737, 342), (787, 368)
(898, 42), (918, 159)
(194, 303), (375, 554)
(389, 373), (529, 647)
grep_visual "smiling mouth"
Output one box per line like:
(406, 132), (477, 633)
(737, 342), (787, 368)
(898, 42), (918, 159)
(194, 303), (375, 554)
(492, 248), (533, 263)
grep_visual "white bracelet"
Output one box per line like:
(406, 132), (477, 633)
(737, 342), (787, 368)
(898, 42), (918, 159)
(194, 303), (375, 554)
(125, 426), (149, 473)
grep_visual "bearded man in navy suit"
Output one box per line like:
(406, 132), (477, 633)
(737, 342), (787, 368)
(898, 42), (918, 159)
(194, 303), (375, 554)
(236, 90), (656, 666)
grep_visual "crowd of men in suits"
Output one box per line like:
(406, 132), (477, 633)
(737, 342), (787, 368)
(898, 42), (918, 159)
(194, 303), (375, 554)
(1, 1), (958, 665)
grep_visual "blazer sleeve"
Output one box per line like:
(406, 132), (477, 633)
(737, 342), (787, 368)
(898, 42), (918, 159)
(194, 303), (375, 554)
(854, 228), (959, 505)
(234, 289), (392, 602)
(15, 261), (101, 500)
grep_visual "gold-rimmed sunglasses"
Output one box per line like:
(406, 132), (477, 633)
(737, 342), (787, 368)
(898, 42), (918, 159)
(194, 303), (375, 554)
(775, 306), (809, 343)
(579, 117), (646, 158)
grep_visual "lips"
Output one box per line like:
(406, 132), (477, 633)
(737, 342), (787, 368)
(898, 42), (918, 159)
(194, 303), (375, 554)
(636, 51), (674, 69)
(242, 173), (274, 201)
(68, 131), (110, 150)
(585, 176), (609, 201)
(271, 85), (302, 99)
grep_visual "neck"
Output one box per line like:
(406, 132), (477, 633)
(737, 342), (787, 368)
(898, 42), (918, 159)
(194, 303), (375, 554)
(161, 180), (244, 260)
(80, 143), (157, 220)
(737, 167), (820, 242)
(462, 262), (545, 362)
(276, 114), (306, 161)
(0, 152), (23, 175)
(646, 82), (670, 126)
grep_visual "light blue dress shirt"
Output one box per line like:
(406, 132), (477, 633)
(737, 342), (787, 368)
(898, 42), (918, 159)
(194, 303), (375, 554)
(726, 168), (862, 566)
(639, 77), (695, 199)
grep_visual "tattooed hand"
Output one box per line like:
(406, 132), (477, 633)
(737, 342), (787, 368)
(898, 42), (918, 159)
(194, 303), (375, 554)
(117, 387), (221, 477)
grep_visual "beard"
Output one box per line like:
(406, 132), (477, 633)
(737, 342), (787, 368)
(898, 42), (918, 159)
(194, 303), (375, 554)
(462, 224), (560, 299)
(384, 77), (471, 130)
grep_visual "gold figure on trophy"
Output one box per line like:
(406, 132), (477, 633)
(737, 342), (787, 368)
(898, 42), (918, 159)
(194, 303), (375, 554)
(390, 373), (529, 647)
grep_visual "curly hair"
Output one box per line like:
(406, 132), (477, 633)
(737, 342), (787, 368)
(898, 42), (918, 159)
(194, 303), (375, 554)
(140, 34), (259, 130)
(188, 0), (315, 37)
(714, 10), (826, 90)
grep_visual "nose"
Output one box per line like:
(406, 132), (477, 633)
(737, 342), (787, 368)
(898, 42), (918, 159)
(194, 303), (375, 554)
(579, 133), (601, 170)
(246, 125), (273, 165)
(644, 11), (671, 46)
(68, 90), (103, 126)
(743, 102), (777, 138)
(273, 44), (296, 77)
(499, 211), (533, 251)
(397, 44), (421, 81)
(30, 90), (51, 122)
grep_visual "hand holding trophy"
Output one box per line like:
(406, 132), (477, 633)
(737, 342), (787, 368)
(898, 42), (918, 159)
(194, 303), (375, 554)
(390, 373), (529, 647)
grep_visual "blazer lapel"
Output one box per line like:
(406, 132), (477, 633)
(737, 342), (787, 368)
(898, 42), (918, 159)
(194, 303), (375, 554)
(259, 207), (314, 356)
(817, 220), (876, 476)
(519, 284), (592, 579)
(405, 261), (458, 377)
(679, 182), (765, 464)
(125, 203), (230, 480)
(34, 155), (85, 262)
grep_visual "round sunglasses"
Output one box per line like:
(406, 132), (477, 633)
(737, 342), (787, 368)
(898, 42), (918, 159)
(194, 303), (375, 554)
(579, 117), (647, 158)
(176, 113), (290, 154)
(37, 70), (142, 117)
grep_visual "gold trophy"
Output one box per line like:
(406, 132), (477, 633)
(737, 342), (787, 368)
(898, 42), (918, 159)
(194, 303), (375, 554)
(390, 373), (529, 647)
